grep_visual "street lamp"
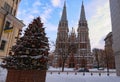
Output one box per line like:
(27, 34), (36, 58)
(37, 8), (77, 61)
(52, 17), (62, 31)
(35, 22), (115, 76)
(94, 49), (100, 70)
(105, 50), (109, 76)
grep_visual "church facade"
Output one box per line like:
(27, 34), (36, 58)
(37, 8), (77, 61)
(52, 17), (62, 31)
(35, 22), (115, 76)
(54, 2), (93, 68)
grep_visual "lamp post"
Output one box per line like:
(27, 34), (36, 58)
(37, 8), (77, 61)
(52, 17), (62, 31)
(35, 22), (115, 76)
(62, 52), (66, 72)
(95, 49), (100, 70)
(105, 50), (109, 76)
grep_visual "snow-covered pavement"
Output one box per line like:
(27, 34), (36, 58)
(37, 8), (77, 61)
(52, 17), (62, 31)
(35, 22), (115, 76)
(46, 72), (120, 82)
(0, 67), (7, 82)
(0, 64), (120, 82)
(0, 66), (120, 82)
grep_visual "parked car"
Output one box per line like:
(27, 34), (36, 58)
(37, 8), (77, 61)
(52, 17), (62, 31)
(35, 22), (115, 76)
(77, 68), (89, 72)
(98, 67), (104, 70)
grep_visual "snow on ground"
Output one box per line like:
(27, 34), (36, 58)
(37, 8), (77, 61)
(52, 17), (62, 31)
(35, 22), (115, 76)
(0, 59), (118, 82)
(48, 66), (116, 73)
(0, 66), (120, 82)
(0, 67), (7, 82)
(48, 66), (75, 71)
(46, 72), (120, 82)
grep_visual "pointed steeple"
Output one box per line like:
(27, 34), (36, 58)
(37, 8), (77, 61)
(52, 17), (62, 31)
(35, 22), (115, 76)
(80, 1), (86, 21)
(71, 27), (76, 37)
(61, 1), (67, 21)
(71, 27), (75, 34)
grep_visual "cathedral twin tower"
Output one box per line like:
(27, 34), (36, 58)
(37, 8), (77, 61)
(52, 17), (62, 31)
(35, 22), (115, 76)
(55, 1), (93, 68)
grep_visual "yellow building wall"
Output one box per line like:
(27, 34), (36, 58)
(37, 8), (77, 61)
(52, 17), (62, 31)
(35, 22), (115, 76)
(0, 0), (5, 7)
(0, 18), (22, 57)
(0, 0), (21, 16)
(0, 0), (24, 57)
(0, 13), (4, 36)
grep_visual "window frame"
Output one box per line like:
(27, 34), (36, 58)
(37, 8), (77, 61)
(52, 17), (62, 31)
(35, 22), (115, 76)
(0, 40), (6, 50)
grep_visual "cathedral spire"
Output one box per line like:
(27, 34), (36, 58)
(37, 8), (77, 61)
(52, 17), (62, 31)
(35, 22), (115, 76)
(61, 1), (67, 21)
(80, 0), (86, 21)
(71, 27), (75, 34)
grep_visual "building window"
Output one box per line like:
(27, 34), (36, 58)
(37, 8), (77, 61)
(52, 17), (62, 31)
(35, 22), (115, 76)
(13, 9), (16, 16)
(4, 21), (11, 30)
(4, 2), (12, 14)
(79, 23), (82, 26)
(16, 0), (18, 5)
(0, 40), (6, 50)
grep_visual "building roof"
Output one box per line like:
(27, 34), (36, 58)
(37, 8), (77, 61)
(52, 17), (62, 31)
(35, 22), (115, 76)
(61, 1), (67, 21)
(80, 1), (86, 21)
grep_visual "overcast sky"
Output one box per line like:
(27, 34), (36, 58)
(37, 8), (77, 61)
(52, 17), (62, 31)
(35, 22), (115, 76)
(17, 0), (112, 51)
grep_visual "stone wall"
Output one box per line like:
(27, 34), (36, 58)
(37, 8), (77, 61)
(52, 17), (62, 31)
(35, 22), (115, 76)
(109, 0), (120, 76)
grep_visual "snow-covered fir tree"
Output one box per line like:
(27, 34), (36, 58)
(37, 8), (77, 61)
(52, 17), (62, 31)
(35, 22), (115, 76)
(1, 17), (49, 70)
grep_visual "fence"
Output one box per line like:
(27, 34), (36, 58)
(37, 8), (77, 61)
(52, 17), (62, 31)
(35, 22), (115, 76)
(47, 71), (116, 76)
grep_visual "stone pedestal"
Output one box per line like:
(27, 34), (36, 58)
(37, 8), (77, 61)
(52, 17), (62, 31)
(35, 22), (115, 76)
(6, 69), (46, 82)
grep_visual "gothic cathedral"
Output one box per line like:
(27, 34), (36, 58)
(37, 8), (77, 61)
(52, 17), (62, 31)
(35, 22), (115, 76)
(54, 1), (93, 68)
